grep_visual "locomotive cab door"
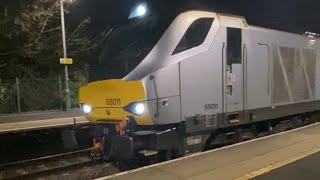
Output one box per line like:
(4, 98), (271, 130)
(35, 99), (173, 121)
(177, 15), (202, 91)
(225, 27), (244, 123)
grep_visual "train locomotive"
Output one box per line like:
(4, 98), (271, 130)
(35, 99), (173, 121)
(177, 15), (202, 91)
(80, 10), (320, 162)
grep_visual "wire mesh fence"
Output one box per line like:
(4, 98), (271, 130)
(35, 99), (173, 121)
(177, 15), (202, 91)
(0, 79), (18, 114)
(0, 77), (86, 114)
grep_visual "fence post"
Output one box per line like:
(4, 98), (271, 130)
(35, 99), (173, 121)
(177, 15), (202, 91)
(15, 77), (21, 113)
(58, 76), (63, 111)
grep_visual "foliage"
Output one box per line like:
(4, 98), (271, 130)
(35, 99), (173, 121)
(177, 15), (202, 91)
(0, 0), (108, 113)
(0, 80), (17, 113)
(0, 0), (105, 79)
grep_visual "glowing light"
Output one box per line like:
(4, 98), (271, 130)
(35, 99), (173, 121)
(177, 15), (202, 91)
(133, 103), (145, 115)
(64, 0), (75, 3)
(128, 3), (147, 19)
(136, 5), (146, 16)
(82, 104), (93, 114)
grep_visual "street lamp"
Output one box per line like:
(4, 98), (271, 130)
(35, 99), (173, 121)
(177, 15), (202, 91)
(60, 0), (72, 111)
(129, 2), (147, 19)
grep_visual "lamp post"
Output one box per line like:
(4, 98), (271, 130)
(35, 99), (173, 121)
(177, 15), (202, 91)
(60, 0), (71, 111)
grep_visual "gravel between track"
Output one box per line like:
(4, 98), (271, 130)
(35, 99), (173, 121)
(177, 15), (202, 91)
(38, 163), (119, 180)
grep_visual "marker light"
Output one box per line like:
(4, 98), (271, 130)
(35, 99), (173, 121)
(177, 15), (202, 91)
(82, 104), (93, 114)
(128, 3), (147, 19)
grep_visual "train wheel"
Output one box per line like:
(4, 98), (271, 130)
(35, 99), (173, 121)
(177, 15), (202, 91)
(291, 116), (303, 129)
(171, 146), (185, 159)
(240, 130), (256, 142)
(157, 150), (171, 162)
(272, 120), (291, 133)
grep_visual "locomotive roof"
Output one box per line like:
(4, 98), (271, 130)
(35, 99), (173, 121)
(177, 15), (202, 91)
(216, 11), (318, 40)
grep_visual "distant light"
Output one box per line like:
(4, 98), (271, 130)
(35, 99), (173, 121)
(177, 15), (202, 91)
(128, 2), (147, 19)
(64, 0), (75, 3)
(310, 39), (316, 45)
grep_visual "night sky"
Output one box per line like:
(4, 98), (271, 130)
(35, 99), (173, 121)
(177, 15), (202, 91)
(67, 0), (320, 35)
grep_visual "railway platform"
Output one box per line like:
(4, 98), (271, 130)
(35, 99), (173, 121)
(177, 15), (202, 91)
(0, 109), (82, 123)
(0, 110), (88, 134)
(253, 151), (320, 180)
(99, 122), (320, 180)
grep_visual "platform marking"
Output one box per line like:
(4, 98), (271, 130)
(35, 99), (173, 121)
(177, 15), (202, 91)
(234, 148), (320, 180)
(96, 122), (319, 180)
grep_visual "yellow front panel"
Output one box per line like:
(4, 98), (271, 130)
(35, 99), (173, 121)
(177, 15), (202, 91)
(80, 79), (153, 125)
(89, 108), (127, 121)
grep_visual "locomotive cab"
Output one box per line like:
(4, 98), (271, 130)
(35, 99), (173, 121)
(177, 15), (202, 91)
(80, 10), (223, 160)
(80, 11), (220, 125)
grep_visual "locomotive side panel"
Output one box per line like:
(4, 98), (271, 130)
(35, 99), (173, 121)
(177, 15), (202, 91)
(180, 28), (225, 132)
(316, 49), (320, 101)
(271, 45), (316, 105)
(315, 48), (320, 110)
(241, 27), (319, 122)
(142, 64), (181, 125)
(242, 29), (271, 110)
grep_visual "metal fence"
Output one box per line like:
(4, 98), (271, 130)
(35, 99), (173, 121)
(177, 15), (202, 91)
(0, 77), (86, 114)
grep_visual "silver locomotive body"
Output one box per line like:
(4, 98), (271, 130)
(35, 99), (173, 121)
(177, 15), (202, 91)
(81, 11), (320, 159)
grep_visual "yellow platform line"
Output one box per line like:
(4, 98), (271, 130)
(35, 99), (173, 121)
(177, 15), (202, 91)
(234, 148), (320, 180)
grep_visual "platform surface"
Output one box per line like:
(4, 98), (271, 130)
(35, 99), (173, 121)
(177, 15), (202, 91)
(254, 152), (320, 180)
(100, 123), (320, 180)
(0, 109), (82, 123)
(0, 116), (89, 134)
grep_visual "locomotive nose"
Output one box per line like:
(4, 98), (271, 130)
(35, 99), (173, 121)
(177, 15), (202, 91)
(79, 79), (153, 125)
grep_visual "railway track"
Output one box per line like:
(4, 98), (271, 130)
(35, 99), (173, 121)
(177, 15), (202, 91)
(0, 119), (318, 179)
(0, 149), (92, 180)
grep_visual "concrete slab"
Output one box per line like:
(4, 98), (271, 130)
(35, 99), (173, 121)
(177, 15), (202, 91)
(98, 123), (320, 180)
(0, 109), (82, 123)
(254, 152), (320, 180)
(0, 116), (89, 134)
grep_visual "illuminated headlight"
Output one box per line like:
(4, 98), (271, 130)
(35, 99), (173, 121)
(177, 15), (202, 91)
(134, 102), (145, 115)
(124, 102), (146, 116)
(82, 104), (93, 115)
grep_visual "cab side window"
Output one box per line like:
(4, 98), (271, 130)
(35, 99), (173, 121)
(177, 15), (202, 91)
(172, 18), (214, 55)
(227, 27), (242, 65)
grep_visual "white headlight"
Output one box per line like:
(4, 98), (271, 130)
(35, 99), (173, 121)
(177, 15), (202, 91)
(133, 102), (145, 115)
(136, 5), (146, 16)
(82, 104), (93, 114)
